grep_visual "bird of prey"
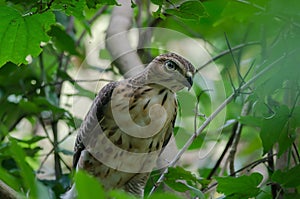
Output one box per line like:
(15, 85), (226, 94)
(62, 53), (195, 198)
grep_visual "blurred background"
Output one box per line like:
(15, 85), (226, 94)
(0, 0), (300, 198)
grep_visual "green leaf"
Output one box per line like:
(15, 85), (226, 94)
(272, 165), (300, 188)
(152, 7), (166, 20)
(109, 189), (137, 199)
(151, 0), (163, 6)
(291, 106), (300, 127)
(165, 166), (201, 193)
(9, 138), (36, 178)
(19, 99), (40, 113)
(47, 24), (79, 55)
(75, 170), (105, 199)
(259, 105), (290, 154)
(32, 97), (65, 113)
(86, 0), (119, 8)
(221, 1), (263, 22)
(8, 138), (39, 197)
(177, 91), (196, 117)
(148, 192), (183, 199)
(238, 116), (262, 127)
(130, 0), (137, 8)
(57, 68), (74, 82)
(0, 166), (21, 192)
(73, 82), (96, 100)
(277, 124), (294, 157)
(165, 1), (207, 20)
(216, 173), (263, 199)
(0, 7), (55, 67)
(24, 146), (43, 157)
(52, 0), (86, 20)
(0, 123), (9, 140)
(12, 136), (47, 145)
(188, 134), (204, 150)
(99, 49), (112, 60)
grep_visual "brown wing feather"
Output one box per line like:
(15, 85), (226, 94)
(73, 82), (118, 168)
(162, 99), (177, 149)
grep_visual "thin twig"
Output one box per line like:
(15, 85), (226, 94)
(225, 66), (236, 92)
(58, 153), (72, 172)
(58, 131), (76, 145)
(243, 59), (257, 81)
(224, 33), (244, 85)
(195, 41), (260, 73)
(148, 53), (287, 196)
(37, 147), (55, 174)
(38, 118), (54, 145)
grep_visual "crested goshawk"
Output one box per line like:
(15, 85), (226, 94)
(62, 53), (195, 198)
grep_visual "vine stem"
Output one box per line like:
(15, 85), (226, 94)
(148, 53), (287, 196)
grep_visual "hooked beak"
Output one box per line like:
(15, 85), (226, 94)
(186, 72), (193, 90)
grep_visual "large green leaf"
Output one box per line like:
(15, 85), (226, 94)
(291, 106), (300, 127)
(272, 165), (300, 188)
(259, 105), (290, 154)
(0, 6), (55, 67)
(75, 170), (105, 199)
(216, 173), (263, 199)
(177, 91), (196, 117)
(0, 166), (21, 192)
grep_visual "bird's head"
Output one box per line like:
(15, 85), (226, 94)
(144, 53), (195, 92)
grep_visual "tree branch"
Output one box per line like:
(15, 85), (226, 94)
(105, 0), (143, 78)
(0, 180), (19, 199)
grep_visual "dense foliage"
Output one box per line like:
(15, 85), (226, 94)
(0, 0), (300, 198)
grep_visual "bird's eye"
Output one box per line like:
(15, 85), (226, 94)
(164, 60), (177, 71)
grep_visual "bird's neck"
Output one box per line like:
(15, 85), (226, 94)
(127, 68), (150, 87)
